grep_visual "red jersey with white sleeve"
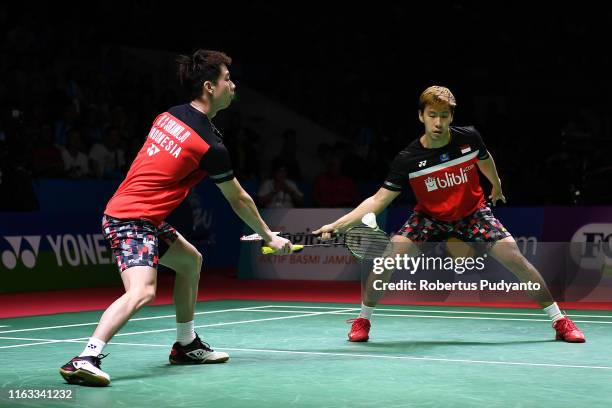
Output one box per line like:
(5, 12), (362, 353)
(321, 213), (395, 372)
(105, 104), (234, 226)
(382, 126), (490, 221)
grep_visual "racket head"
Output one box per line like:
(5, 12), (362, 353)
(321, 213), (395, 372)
(344, 225), (390, 260)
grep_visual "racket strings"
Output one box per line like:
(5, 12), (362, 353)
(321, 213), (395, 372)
(345, 227), (390, 259)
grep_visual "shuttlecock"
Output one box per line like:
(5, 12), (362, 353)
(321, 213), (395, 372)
(361, 212), (377, 229)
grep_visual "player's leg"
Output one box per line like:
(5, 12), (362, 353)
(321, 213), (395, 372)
(159, 226), (229, 363)
(60, 216), (160, 386)
(362, 235), (421, 307)
(159, 229), (201, 323)
(348, 212), (431, 342)
(468, 207), (586, 343)
(489, 236), (585, 342)
(488, 236), (554, 306)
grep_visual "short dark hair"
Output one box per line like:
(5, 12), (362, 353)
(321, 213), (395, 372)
(176, 49), (232, 100)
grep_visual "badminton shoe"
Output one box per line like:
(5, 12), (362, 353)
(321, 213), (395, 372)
(553, 316), (585, 343)
(59, 354), (110, 386)
(347, 317), (371, 342)
(169, 334), (229, 364)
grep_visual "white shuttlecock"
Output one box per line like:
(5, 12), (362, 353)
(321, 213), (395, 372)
(361, 212), (378, 229)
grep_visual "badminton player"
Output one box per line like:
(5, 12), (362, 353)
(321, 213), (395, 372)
(314, 86), (585, 344)
(59, 49), (292, 386)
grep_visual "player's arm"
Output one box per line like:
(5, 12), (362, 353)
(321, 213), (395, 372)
(477, 152), (506, 205)
(313, 188), (399, 237)
(203, 142), (290, 253)
(217, 178), (291, 252)
(314, 150), (407, 238)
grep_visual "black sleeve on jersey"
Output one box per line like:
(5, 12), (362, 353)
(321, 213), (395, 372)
(382, 152), (410, 192)
(471, 127), (490, 160)
(200, 144), (235, 183)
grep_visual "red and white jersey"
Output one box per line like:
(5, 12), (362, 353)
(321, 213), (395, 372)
(383, 126), (490, 221)
(105, 104), (234, 226)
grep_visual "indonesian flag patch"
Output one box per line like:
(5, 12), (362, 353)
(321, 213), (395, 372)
(460, 144), (471, 154)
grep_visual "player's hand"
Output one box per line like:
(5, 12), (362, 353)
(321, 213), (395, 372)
(489, 187), (506, 206)
(265, 235), (292, 255)
(313, 224), (337, 241)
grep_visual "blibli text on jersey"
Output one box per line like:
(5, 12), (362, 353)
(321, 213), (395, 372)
(425, 164), (475, 192)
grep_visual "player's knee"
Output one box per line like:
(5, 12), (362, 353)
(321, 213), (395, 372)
(140, 287), (157, 305)
(129, 286), (156, 307)
(187, 250), (202, 276)
(507, 251), (529, 271)
(195, 250), (203, 269)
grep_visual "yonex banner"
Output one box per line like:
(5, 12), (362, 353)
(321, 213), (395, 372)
(0, 213), (119, 293)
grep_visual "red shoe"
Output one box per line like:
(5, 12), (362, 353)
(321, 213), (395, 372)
(553, 317), (585, 343)
(347, 317), (371, 342)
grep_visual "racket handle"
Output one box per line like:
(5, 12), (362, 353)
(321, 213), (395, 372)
(261, 245), (304, 255)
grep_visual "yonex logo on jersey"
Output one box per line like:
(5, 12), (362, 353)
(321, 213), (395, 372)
(440, 153), (450, 162)
(424, 167), (471, 192)
(1, 236), (41, 270)
(147, 144), (160, 156)
(147, 128), (184, 158)
(419, 160), (427, 167)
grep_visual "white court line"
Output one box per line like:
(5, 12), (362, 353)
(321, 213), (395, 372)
(0, 308), (355, 349)
(257, 305), (612, 319)
(220, 309), (612, 324)
(0, 305), (276, 335)
(0, 336), (85, 343)
(2, 305), (610, 347)
(215, 309), (612, 324)
(7, 338), (610, 371)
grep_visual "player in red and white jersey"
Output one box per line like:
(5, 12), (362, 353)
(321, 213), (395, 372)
(315, 86), (584, 344)
(59, 50), (292, 387)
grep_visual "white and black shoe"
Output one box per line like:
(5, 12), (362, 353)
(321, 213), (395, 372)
(59, 354), (110, 386)
(169, 334), (229, 364)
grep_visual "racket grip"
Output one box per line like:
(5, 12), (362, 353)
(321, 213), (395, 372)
(261, 245), (304, 254)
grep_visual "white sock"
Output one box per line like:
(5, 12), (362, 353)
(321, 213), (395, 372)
(79, 337), (106, 357)
(543, 303), (563, 322)
(359, 303), (374, 320)
(177, 321), (196, 346)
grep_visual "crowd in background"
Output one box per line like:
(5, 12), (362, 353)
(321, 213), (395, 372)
(1, 3), (611, 211)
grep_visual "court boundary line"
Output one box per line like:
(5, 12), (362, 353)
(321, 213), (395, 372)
(3, 337), (610, 371)
(201, 309), (612, 324)
(3, 303), (610, 337)
(257, 305), (612, 319)
(2, 305), (610, 346)
(0, 305), (278, 335)
(0, 307), (356, 349)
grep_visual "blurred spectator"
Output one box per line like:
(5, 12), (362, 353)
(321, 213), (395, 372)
(31, 124), (65, 177)
(61, 128), (90, 178)
(225, 127), (261, 181)
(89, 126), (126, 179)
(272, 129), (302, 181)
(54, 103), (79, 147)
(313, 156), (359, 208)
(258, 161), (304, 208)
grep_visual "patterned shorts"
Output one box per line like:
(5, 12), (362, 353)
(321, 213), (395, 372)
(102, 214), (179, 273)
(396, 206), (511, 249)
